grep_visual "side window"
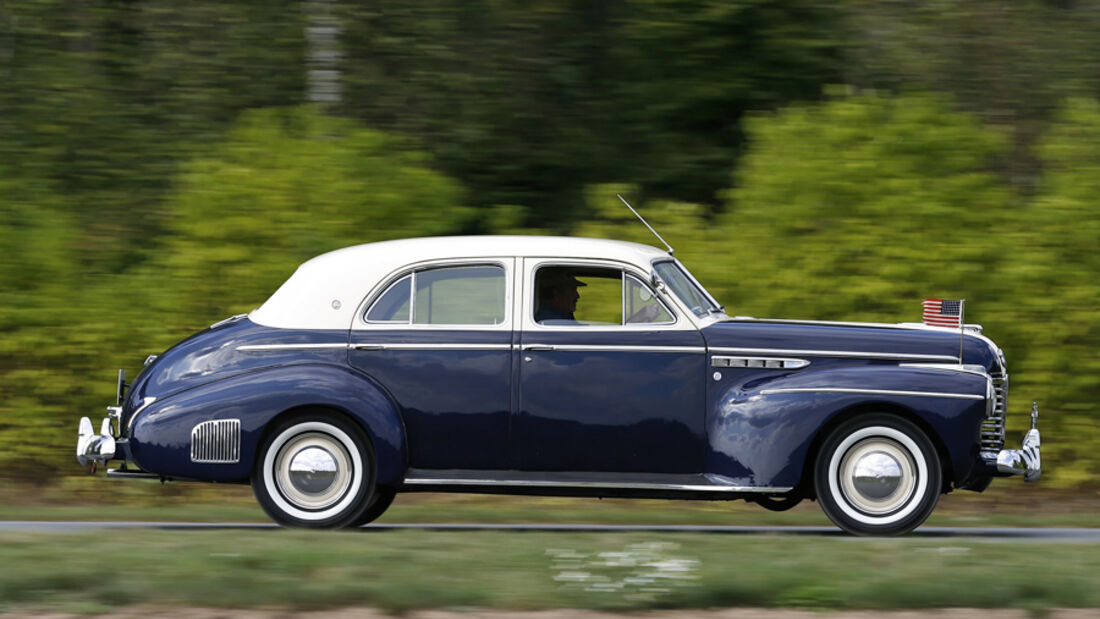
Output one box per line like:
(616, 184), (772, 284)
(414, 265), (505, 325)
(366, 275), (411, 322)
(534, 266), (673, 326)
(366, 265), (506, 326)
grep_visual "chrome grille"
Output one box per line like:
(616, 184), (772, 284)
(981, 370), (1007, 452)
(191, 419), (241, 464)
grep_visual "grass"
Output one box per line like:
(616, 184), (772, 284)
(2, 484), (1097, 614)
(0, 527), (1097, 615)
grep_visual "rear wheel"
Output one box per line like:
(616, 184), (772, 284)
(252, 414), (375, 528)
(814, 415), (941, 536)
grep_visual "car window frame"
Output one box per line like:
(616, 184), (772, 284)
(357, 258), (514, 331)
(651, 258), (722, 319)
(522, 258), (685, 332)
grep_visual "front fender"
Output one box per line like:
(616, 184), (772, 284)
(129, 363), (407, 484)
(706, 364), (989, 488)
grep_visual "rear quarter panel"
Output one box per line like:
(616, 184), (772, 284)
(129, 363), (406, 484)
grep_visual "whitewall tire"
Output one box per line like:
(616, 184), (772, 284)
(814, 415), (942, 536)
(252, 414), (375, 528)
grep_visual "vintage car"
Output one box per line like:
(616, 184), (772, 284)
(77, 236), (1040, 535)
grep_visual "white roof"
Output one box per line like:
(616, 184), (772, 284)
(250, 236), (668, 330)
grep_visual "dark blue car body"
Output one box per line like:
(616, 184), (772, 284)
(79, 236), (1040, 535)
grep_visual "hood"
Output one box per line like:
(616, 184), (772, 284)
(701, 319), (1001, 370)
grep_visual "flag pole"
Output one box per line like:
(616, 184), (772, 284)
(958, 299), (966, 364)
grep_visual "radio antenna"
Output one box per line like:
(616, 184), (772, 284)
(617, 194), (674, 255)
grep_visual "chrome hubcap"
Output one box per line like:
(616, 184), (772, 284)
(839, 438), (916, 515)
(288, 447), (339, 494)
(274, 432), (352, 511)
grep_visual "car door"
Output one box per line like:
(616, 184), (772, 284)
(514, 258), (707, 473)
(349, 259), (515, 470)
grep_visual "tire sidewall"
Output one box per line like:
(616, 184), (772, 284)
(252, 413), (375, 528)
(814, 414), (942, 536)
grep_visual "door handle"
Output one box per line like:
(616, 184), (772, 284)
(523, 344), (556, 351)
(352, 343), (385, 351)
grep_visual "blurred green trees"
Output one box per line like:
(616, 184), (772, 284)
(2, 1), (1100, 490)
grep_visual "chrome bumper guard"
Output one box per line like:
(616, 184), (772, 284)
(989, 402), (1041, 482)
(76, 415), (116, 469)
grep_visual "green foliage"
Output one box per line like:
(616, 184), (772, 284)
(0, 107), (470, 482)
(0, 0), (307, 271)
(149, 106), (471, 323)
(1004, 98), (1100, 485)
(715, 90), (1013, 321)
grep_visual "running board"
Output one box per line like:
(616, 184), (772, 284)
(401, 469), (792, 494)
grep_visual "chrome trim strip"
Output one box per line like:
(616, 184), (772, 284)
(238, 343), (349, 352)
(125, 396), (157, 434)
(366, 343), (513, 351)
(899, 363), (991, 378)
(720, 317), (985, 334)
(760, 387), (984, 400)
(242, 342), (707, 354)
(210, 313), (248, 329)
(403, 477), (792, 493)
(523, 344), (705, 354)
(709, 347), (959, 363)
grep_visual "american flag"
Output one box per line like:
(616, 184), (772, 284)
(922, 299), (963, 328)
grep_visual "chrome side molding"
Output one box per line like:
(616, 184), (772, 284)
(712, 356), (809, 369)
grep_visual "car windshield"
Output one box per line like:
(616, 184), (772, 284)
(653, 260), (721, 318)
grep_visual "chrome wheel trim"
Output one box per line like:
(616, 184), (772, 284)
(274, 433), (352, 511)
(838, 439), (915, 516)
(263, 422), (363, 521)
(827, 426), (928, 526)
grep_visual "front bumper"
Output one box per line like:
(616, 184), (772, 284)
(984, 401), (1041, 482)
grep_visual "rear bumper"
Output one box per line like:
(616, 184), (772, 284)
(76, 416), (117, 468)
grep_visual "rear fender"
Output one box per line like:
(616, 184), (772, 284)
(129, 364), (406, 484)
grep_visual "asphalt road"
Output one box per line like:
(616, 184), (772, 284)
(2, 521), (1098, 540)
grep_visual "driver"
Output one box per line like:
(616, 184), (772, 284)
(535, 269), (586, 324)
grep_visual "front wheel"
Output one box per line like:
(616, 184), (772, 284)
(252, 414), (375, 528)
(814, 415), (942, 536)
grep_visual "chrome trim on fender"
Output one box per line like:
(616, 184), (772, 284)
(191, 419), (241, 464)
(710, 347), (960, 363)
(899, 363), (991, 378)
(125, 396), (157, 434)
(712, 356), (809, 369)
(759, 387), (984, 400)
(402, 477), (792, 493)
